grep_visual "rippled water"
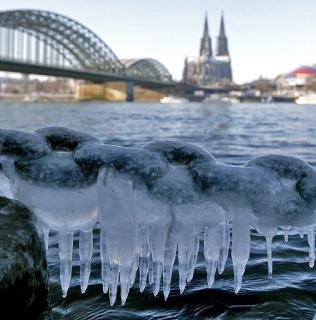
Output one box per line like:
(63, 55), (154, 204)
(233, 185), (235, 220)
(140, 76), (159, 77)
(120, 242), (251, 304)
(1, 101), (316, 319)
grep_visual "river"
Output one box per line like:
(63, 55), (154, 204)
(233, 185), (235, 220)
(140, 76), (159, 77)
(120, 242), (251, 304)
(1, 101), (316, 319)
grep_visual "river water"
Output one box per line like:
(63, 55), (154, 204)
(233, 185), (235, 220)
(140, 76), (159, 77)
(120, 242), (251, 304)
(1, 101), (316, 319)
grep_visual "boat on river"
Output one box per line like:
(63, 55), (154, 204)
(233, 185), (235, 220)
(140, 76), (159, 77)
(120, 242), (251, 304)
(296, 94), (316, 105)
(203, 94), (239, 104)
(160, 96), (189, 104)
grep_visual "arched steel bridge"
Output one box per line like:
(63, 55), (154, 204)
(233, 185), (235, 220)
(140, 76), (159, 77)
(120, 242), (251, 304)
(0, 10), (173, 87)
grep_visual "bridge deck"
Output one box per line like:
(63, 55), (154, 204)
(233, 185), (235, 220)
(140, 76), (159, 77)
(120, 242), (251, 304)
(0, 59), (175, 88)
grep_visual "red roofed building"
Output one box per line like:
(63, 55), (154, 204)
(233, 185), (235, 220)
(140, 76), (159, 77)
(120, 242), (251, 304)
(276, 65), (316, 90)
(291, 66), (316, 76)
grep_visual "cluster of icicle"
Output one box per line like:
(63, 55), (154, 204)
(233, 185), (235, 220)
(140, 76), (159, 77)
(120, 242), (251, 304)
(1, 127), (316, 305)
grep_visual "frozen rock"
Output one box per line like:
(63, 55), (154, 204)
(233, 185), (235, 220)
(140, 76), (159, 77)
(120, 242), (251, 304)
(0, 128), (51, 159)
(3, 152), (98, 297)
(74, 142), (168, 183)
(1, 130), (316, 304)
(0, 196), (49, 318)
(36, 127), (100, 151)
(0, 169), (12, 198)
(143, 140), (215, 165)
(245, 154), (314, 179)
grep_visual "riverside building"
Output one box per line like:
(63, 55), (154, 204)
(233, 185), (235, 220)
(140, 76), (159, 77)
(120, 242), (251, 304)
(182, 13), (233, 87)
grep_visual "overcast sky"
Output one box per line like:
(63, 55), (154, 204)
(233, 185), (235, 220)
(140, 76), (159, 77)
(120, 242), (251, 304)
(1, 0), (316, 83)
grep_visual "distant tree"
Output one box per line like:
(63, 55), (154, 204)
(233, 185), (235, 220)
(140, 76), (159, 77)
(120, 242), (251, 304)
(253, 77), (274, 93)
(305, 78), (316, 92)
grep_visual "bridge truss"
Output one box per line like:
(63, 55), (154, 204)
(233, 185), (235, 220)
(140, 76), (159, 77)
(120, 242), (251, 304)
(0, 10), (173, 85)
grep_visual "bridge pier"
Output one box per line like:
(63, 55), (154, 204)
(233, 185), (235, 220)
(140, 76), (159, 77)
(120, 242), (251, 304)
(126, 81), (134, 102)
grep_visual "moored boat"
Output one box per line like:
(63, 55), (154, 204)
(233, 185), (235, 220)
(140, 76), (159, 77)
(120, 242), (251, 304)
(160, 96), (189, 104)
(203, 94), (239, 104)
(295, 94), (316, 105)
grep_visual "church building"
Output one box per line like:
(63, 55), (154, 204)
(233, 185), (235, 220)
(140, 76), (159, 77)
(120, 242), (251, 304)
(182, 13), (233, 87)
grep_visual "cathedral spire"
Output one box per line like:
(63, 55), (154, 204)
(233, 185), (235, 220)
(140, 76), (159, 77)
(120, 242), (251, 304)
(203, 12), (209, 37)
(220, 12), (226, 36)
(199, 12), (212, 57)
(216, 12), (229, 56)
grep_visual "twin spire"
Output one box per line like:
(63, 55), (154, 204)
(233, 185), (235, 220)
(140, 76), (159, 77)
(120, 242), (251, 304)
(200, 12), (212, 57)
(200, 12), (229, 58)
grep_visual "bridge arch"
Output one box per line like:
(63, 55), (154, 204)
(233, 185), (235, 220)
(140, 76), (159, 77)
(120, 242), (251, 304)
(0, 10), (124, 74)
(122, 58), (172, 82)
(0, 10), (173, 84)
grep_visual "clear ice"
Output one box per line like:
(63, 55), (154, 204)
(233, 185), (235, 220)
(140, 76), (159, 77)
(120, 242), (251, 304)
(1, 129), (316, 305)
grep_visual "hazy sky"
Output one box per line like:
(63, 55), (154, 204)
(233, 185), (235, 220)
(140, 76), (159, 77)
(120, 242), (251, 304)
(1, 0), (316, 83)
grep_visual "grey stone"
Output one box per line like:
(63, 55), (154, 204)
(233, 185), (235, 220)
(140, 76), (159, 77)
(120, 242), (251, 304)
(0, 129), (51, 160)
(15, 152), (98, 188)
(143, 140), (215, 165)
(36, 127), (100, 151)
(245, 154), (314, 180)
(74, 142), (168, 183)
(0, 196), (49, 319)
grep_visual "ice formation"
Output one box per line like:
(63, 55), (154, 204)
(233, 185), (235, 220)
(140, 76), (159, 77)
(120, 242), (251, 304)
(0, 128), (100, 296)
(1, 127), (316, 305)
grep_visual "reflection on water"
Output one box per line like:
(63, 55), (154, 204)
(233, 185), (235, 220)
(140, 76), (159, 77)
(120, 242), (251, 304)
(1, 101), (316, 319)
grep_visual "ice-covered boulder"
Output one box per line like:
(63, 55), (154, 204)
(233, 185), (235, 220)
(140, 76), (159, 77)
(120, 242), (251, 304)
(74, 142), (168, 183)
(0, 196), (49, 318)
(5, 152), (99, 296)
(2, 128), (316, 306)
(0, 128), (103, 297)
(0, 128), (51, 159)
(36, 126), (100, 151)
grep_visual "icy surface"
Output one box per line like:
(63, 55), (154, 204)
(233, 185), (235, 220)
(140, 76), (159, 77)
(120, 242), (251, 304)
(0, 171), (12, 198)
(1, 129), (316, 305)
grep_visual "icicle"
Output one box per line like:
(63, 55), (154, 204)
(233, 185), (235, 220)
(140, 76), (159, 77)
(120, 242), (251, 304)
(150, 225), (168, 296)
(148, 254), (153, 286)
(218, 220), (230, 274)
(162, 226), (178, 300)
(204, 226), (221, 288)
(129, 253), (139, 288)
(109, 264), (119, 306)
(97, 168), (138, 304)
(231, 211), (251, 294)
(43, 228), (49, 253)
(177, 230), (194, 293)
(58, 232), (73, 297)
(187, 233), (200, 282)
(139, 226), (149, 292)
(284, 228), (289, 242)
(206, 259), (217, 288)
(139, 257), (148, 292)
(79, 229), (93, 293)
(307, 227), (315, 268)
(120, 264), (132, 305)
(153, 261), (163, 296)
(100, 230), (109, 293)
(266, 235), (274, 278)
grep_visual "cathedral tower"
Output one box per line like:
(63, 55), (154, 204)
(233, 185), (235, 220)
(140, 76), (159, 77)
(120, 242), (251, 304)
(216, 13), (229, 56)
(199, 13), (212, 57)
(183, 12), (233, 87)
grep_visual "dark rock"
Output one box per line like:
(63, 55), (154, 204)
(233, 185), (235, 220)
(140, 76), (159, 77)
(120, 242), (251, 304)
(15, 152), (98, 188)
(143, 140), (215, 165)
(0, 196), (49, 319)
(74, 142), (168, 183)
(245, 154), (314, 180)
(0, 129), (51, 160)
(36, 127), (100, 151)
(296, 172), (316, 204)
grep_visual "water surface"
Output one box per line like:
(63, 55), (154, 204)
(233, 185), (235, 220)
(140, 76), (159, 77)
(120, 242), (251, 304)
(1, 101), (316, 319)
